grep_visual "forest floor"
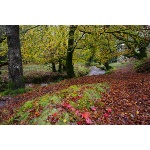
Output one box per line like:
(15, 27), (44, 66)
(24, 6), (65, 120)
(0, 62), (150, 125)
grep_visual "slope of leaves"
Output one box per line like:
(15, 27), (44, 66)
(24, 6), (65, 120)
(0, 63), (150, 125)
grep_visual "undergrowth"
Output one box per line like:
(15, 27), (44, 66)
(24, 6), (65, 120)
(0, 87), (31, 97)
(134, 58), (150, 73)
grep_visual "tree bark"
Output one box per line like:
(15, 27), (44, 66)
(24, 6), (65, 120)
(66, 25), (77, 78)
(104, 62), (111, 70)
(6, 25), (25, 90)
(58, 60), (62, 73)
(52, 62), (56, 72)
(63, 64), (66, 72)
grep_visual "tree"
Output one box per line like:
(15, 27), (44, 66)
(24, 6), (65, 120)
(20, 25), (68, 73)
(66, 25), (78, 78)
(6, 25), (25, 90)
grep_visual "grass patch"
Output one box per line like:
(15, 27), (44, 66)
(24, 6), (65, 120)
(74, 64), (90, 77)
(0, 87), (31, 97)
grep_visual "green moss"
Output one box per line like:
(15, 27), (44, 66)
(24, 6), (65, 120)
(21, 101), (33, 111)
(32, 109), (50, 125)
(74, 83), (108, 110)
(57, 112), (70, 125)
(39, 94), (61, 107)
(10, 83), (109, 125)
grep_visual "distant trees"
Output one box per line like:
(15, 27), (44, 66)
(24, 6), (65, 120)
(6, 25), (25, 90)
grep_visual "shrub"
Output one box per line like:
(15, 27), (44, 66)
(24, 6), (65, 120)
(134, 58), (150, 73)
(74, 65), (90, 77)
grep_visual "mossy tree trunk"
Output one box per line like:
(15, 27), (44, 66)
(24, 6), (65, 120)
(6, 25), (25, 90)
(66, 25), (77, 78)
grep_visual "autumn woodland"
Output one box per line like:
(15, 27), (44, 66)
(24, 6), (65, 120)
(0, 25), (150, 125)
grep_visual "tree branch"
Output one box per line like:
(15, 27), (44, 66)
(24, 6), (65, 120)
(20, 25), (41, 34)
(73, 32), (85, 51)
(0, 37), (6, 43)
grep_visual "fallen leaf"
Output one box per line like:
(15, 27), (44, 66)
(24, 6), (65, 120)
(107, 108), (112, 113)
(136, 110), (139, 115)
(104, 113), (109, 118)
(75, 110), (80, 116)
(71, 107), (75, 111)
(52, 113), (58, 117)
(81, 112), (90, 119)
(62, 102), (72, 109)
(86, 118), (93, 124)
(90, 106), (97, 111)
(77, 121), (82, 125)
(35, 112), (40, 117)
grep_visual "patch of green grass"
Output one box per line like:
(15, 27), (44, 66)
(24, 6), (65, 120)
(109, 62), (130, 68)
(105, 66), (117, 74)
(0, 87), (31, 97)
(23, 64), (50, 74)
(74, 64), (90, 77)
(21, 101), (33, 111)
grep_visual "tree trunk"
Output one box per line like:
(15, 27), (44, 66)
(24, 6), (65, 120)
(66, 25), (77, 78)
(52, 62), (56, 72)
(63, 64), (66, 72)
(6, 25), (25, 90)
(58, 60), (62, 73)
(104, 62), (111, 70)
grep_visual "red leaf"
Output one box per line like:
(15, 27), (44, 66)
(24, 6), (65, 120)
(71, 107), (75, 111)
(77, 121), (82, 125)
(75, 110), (80, 116)
(81, 112), (90, 119)
(86, 118), (93, 124)
(107, 108), (112, 113)
(62, 102), (71, 109)
(104, 113), (109, 118)
(53, 113), (58, 117)
(90, 106), (97, 111)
